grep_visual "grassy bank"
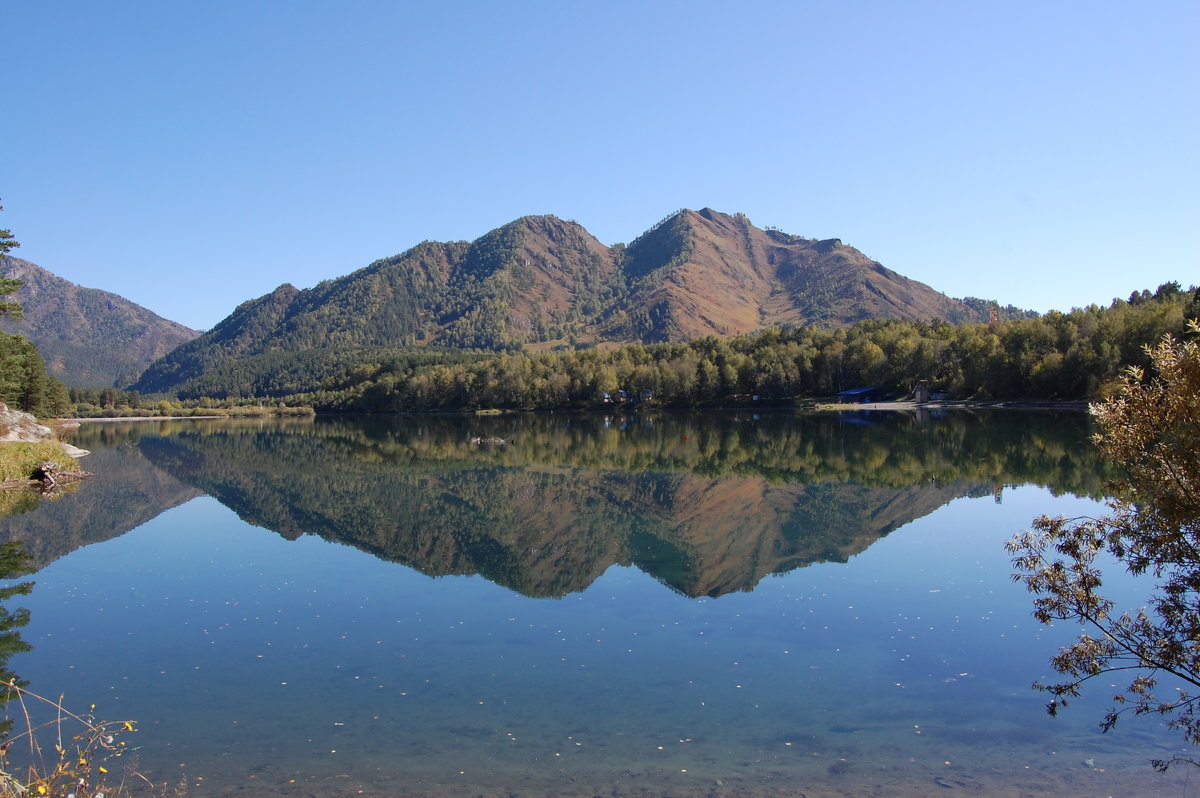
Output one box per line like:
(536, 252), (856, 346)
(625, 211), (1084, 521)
(0, 441), (79, 483)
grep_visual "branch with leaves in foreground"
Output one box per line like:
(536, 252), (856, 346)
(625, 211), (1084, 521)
(1008, 320), (1200, 771)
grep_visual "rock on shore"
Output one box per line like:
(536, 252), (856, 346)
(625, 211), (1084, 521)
(0, 402), (89, 457)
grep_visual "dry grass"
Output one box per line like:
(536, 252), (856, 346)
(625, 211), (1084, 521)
(0, 443), (78, 483)
(0, 681), (149, 797)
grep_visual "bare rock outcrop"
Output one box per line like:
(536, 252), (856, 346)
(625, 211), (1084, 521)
(0, 401), (57, 443)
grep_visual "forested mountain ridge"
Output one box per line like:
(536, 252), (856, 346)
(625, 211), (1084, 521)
(163, 281), (1191, 409)
(132, 208), (999, 395)
(0, 256), (199, 387)
(133, 216), (626, 393)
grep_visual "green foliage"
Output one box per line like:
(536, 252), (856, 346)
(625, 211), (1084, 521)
(960, 296), (1041, 322)
(251, 285), (1193, 412)
(0, 201), (22, 323)
(65, 385), (313, 418)
(131, 283), (303, 394)
(1008, 323), (1200, 769)
(0, 320), (70, 418)
(612, 211), (695, 341)
(0, 279), (22, 326)
(0, 206), (16, 257)
(623, 209), (695, 282)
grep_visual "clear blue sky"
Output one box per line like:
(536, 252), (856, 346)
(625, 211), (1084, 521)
(4, 0), (1197, 331)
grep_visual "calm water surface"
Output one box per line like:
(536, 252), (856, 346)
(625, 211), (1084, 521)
(0, 411), (1190, 797)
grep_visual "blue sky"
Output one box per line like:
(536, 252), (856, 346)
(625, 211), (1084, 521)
(4, 0), (1197, 331)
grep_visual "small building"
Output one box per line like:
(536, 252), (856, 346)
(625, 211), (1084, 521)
(836, 387), (885, 404)
(914, 378), (930, 403)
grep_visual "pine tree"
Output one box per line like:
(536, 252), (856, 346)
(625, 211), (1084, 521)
(0, 200), (23, 321)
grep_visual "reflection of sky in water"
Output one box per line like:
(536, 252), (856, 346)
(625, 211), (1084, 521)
(10, 488), (1188, 796)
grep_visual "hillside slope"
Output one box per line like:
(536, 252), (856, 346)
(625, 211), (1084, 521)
(0, 256), (199, 387)
(606, 208), (981, 340)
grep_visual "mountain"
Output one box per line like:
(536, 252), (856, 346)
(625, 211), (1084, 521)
(604, 208), (983, 340)
(0, 256), (200, 387)
(132, 208), (994, 395)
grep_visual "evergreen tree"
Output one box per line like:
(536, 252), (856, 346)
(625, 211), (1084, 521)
(0, 200), (24, 321)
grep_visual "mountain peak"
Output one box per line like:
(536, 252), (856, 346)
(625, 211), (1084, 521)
(131, 209), (990, 395)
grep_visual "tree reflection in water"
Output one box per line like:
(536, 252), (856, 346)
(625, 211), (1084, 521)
(0, 540), (33, 736)
(9, 409), (1109, 599)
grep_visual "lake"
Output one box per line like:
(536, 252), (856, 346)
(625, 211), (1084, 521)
(0, 410), (1189, 797)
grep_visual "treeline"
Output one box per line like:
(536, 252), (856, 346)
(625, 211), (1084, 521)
(282, 282), (1197, 412)
(66, 386), (313, 418)
(130, 410), (1110, 495)
(0, 331), (70, 417)
(171, 347), (490, 401)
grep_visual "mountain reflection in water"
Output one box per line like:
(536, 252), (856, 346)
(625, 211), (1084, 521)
(4, 410), (1105, 598)
(3, 410), (1185, 798)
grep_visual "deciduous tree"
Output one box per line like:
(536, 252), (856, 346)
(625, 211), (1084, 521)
(1008, 322), (1200, 770)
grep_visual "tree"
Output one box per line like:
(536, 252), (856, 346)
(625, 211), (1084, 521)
(1008, 321), (1200, 770)
(0, 199), (18, 256)
(0, 200), (22, 321)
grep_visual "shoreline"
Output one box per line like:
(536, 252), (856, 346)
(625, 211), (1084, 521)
(67, 415), (228, 422)
(63, 401), (1092, 422)
(818, 399), (1091, 412)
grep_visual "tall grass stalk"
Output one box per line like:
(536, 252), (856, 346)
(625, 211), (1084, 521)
(1, 681), (148, 797)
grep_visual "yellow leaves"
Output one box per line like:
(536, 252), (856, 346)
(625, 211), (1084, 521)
(0, 684), (138, 796)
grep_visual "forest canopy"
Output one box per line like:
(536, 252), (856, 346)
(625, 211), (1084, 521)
(142, 282), (1198, 414)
